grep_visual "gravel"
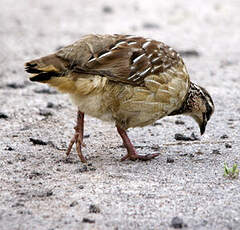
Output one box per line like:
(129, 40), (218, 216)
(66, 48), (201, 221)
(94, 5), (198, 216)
(0, 0), (240, 229)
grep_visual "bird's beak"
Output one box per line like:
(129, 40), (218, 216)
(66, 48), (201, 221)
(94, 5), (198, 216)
(192, 114), (207, 135)
(199, 121), (207, 135)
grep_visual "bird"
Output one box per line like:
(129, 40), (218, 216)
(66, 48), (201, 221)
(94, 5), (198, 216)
(25, 34), (214, 163)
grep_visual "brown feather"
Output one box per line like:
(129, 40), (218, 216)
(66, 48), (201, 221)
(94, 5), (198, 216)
(56, 34), (182, 86)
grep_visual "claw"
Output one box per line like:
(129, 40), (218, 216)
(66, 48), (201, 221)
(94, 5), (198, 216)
(121, 153), (159, 161)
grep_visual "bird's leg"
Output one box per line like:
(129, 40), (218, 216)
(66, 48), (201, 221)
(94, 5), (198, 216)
(66, 110), (87, 163)
(116, 125), (159, 161)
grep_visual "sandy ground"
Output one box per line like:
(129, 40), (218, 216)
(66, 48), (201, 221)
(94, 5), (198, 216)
(0, 0), (240, 229)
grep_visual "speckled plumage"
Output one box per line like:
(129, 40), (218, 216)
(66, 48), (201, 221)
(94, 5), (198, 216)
(25, 34), (214, 162)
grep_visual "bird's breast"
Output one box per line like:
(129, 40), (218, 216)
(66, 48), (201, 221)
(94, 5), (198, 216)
(115, 64), (189, 129)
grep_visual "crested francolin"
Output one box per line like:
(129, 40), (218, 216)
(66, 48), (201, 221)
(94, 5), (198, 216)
(25, 34), (214, 163)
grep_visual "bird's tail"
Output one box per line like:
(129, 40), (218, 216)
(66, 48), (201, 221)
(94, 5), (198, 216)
(24, 54), (67, 82)
(25, 54), (77, 93)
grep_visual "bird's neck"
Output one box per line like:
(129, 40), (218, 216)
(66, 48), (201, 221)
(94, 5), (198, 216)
(168, 81), (194, 116)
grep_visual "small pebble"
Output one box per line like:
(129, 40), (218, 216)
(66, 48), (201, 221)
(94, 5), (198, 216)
(19, 156), (27, 162)
(6, 83), (25, 89)
(39, 109), (52, 117)
(17, 210), (32, 215)
(70, 201), (78, 207)
(225, 143), (232, 148)
(34, 88), (57, 94)
(28, 171), (42, 179)
(167, 157), (174, 163)
(171, 216), (187, 228)
(152, 122), (162, 126)
(195, 151), (204, 155)
(46, 191), (53, 197)
(34, 190), (53, 198)
(79, 185), (84, 189)
(82, 218), (95, 223)
(46, 102), (54, 108)
(76, 165), (88, 173)
(89, 204), (100, 213)
(174, 133), (199, 141)
(142, 22), (159, 29)
(12, 202), (25, 208)
(102, 6), (113, 13)
(220, 134), (228, 139)
(175, 120), (185, 125)
(212, 149), (221, 155)
(30, 138), (47, 145)
(5, 146), (14, 151)
(46, 102), (61, 109)
(179, 49), (200, 57)
(89, 167), (97, 171)
(0, 112), (8, 119)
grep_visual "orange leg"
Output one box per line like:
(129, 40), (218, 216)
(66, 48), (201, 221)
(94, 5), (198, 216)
(66, 110), (86, 163)
(116, 125), (159, 161)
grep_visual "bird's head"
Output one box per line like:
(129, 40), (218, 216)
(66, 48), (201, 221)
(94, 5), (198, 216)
(183, 82), (214, 135)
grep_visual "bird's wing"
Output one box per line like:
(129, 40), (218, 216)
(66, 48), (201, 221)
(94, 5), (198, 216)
(56, 34), (184, 86)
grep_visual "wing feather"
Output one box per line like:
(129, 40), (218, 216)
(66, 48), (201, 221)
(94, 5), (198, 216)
(56, 34), (185, 86)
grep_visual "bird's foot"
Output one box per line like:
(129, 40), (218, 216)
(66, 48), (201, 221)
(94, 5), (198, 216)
(121, 152), (159, 161)
(116, 125), (159, 162)
(66, 110), (86, 163)
(66, 131), (87, 163)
